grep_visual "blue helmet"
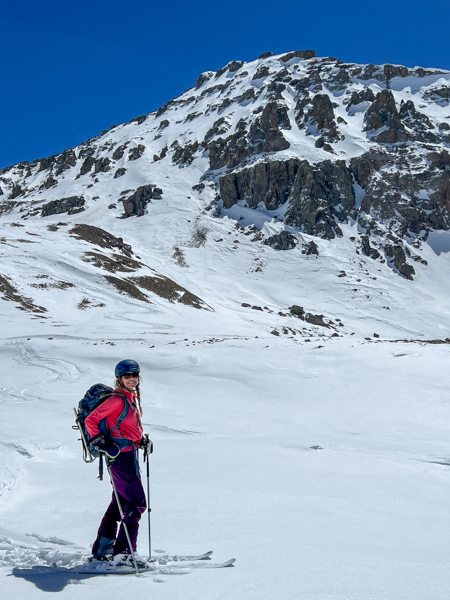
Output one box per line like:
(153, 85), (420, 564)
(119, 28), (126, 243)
(115, 359), (140, 378)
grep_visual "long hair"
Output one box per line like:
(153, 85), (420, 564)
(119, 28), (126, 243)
(115, 376), (143, 416)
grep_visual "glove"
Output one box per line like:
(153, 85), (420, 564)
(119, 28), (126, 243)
(90, 434), (121, 459)
(139, 434), (153, 455)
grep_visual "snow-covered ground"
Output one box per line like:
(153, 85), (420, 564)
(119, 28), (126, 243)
(1, 193), (450, 599)
(1, 332), (450, 599)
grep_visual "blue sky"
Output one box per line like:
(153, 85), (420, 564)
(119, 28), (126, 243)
(1, 0), (448, 169)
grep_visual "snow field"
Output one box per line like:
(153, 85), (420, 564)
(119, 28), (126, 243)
(1, 334), (450, 599)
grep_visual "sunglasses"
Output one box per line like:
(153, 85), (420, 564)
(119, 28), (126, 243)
(122, 372), (139, 379)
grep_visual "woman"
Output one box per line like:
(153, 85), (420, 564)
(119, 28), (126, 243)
(85, 359), (147, 567)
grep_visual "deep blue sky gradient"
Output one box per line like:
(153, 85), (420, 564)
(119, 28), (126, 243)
(1, 0), (449, 168)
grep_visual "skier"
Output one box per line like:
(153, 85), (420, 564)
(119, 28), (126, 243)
(85, 359), (148, 567)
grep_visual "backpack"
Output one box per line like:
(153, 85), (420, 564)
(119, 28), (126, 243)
(73, 383), (131, 463)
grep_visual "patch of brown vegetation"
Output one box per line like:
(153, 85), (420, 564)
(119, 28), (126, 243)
(30, 280), (75, 290)
(104, 275), (150, 303)
(132, 275), (211, 310)
(70, 224), (134, 257)
(0, 274), (47, 313)
(82, 252), (142, 273)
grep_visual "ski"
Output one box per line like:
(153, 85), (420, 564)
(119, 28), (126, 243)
(153, 550), (213, 562)
(16, 557), (235, 576)
(169, 557), (236, 569)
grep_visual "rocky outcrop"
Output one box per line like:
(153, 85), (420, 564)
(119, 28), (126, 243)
(41, 196), (85, 217)
(79, 156), (95, 176)
(220, 158), (355, 239)
(208, 102), (290, 170)
(128, 145), (146, 161)
(384, 243), (415, 280)
(350, 149), (450, 236)
(196, 71), (214, 89)
(263, 231), (297, 250)
(9, 184), (25, 199)
(216, 60), (245, 78)
(307, 94), (339, 140)
(345, 88), (375, 112)
(121, 185), (163, 217)
(94, 157), (111, 173)
(280, 50), (316, 62)
(112, 143), (130, 160)
(286, 160), (355, 239)
(204, 118), (230, 143)
(172, 141), (199, 166)
(363, 90), (408, 143)
(398, 100), (439, 143)
(219, 158), (300, 210)
(302, 240), (319, 255)
(54, 149), (77, 175)
(360, 235), (381, 260)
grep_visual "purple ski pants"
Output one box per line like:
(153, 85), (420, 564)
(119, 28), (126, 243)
(92, 450), (146, 556)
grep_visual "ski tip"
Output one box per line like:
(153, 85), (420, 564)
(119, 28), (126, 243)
(224, 558), (236, 567)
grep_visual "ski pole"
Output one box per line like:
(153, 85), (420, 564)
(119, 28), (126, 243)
(144, 436), (154, 561)
(106, 460), (140, 576)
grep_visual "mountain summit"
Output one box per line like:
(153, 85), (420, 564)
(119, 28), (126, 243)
(1, 50), (450, 338)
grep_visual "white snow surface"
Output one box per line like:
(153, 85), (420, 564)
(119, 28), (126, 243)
(1, 52), (450, 599)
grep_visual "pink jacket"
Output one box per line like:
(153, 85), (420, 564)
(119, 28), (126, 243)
(85, 388), (143, 451)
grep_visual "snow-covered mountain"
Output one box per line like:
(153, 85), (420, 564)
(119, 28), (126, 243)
(1, 51), (450, 600)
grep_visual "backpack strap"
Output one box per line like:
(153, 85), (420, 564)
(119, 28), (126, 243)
(109, 392), (130, 440)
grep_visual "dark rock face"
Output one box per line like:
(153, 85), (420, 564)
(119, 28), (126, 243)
(258, 51), (275, 59)
(302, 240), (319, 255)
(54, 149), (77, 175)
(363, 90), (408, 143)
(80, 156), (95, 176)
(38, 156), (57, 172)
(172, 141), (199, 166)
(325, 67), (352, 91)
(398, 100), (439, 143)
(286, 160), (355, 239)
(219, 159), (300, 210)
(263, 230), (297, 250)
(128, 145), (146, 161)
(384, 243), (415, 280)
(41, 175), (58, 189)
(289, 305), (305, 317)
(204, 117), (230, 143)
(346, 88), (375, 112)
(220, 158), (355, 240)
(208, 102), (290, 170)
(280, 50), (316, 62)
(112, 143), (129, 160)
(350, 149), (450, 236)
(423, 86), (450, 105)
(216, 60), (245, 78)
(114, 168), (127, 178)
(360, 235), (381, 259)
(308, 94), (339, 140)
(289, 304), (329, 327)
(196, 71), (214, 89)
(121, 185), (163, 217)
(253, 66), (270, 80)
(220, 158), (354, 240)
(9, 184), (25, 199)
(158, 120), (170, 131)
(95, 157), (111, 173)
(41, 196), (85, 217)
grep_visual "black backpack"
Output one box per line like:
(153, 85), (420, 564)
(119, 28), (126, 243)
(73, 384), (130, 463)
